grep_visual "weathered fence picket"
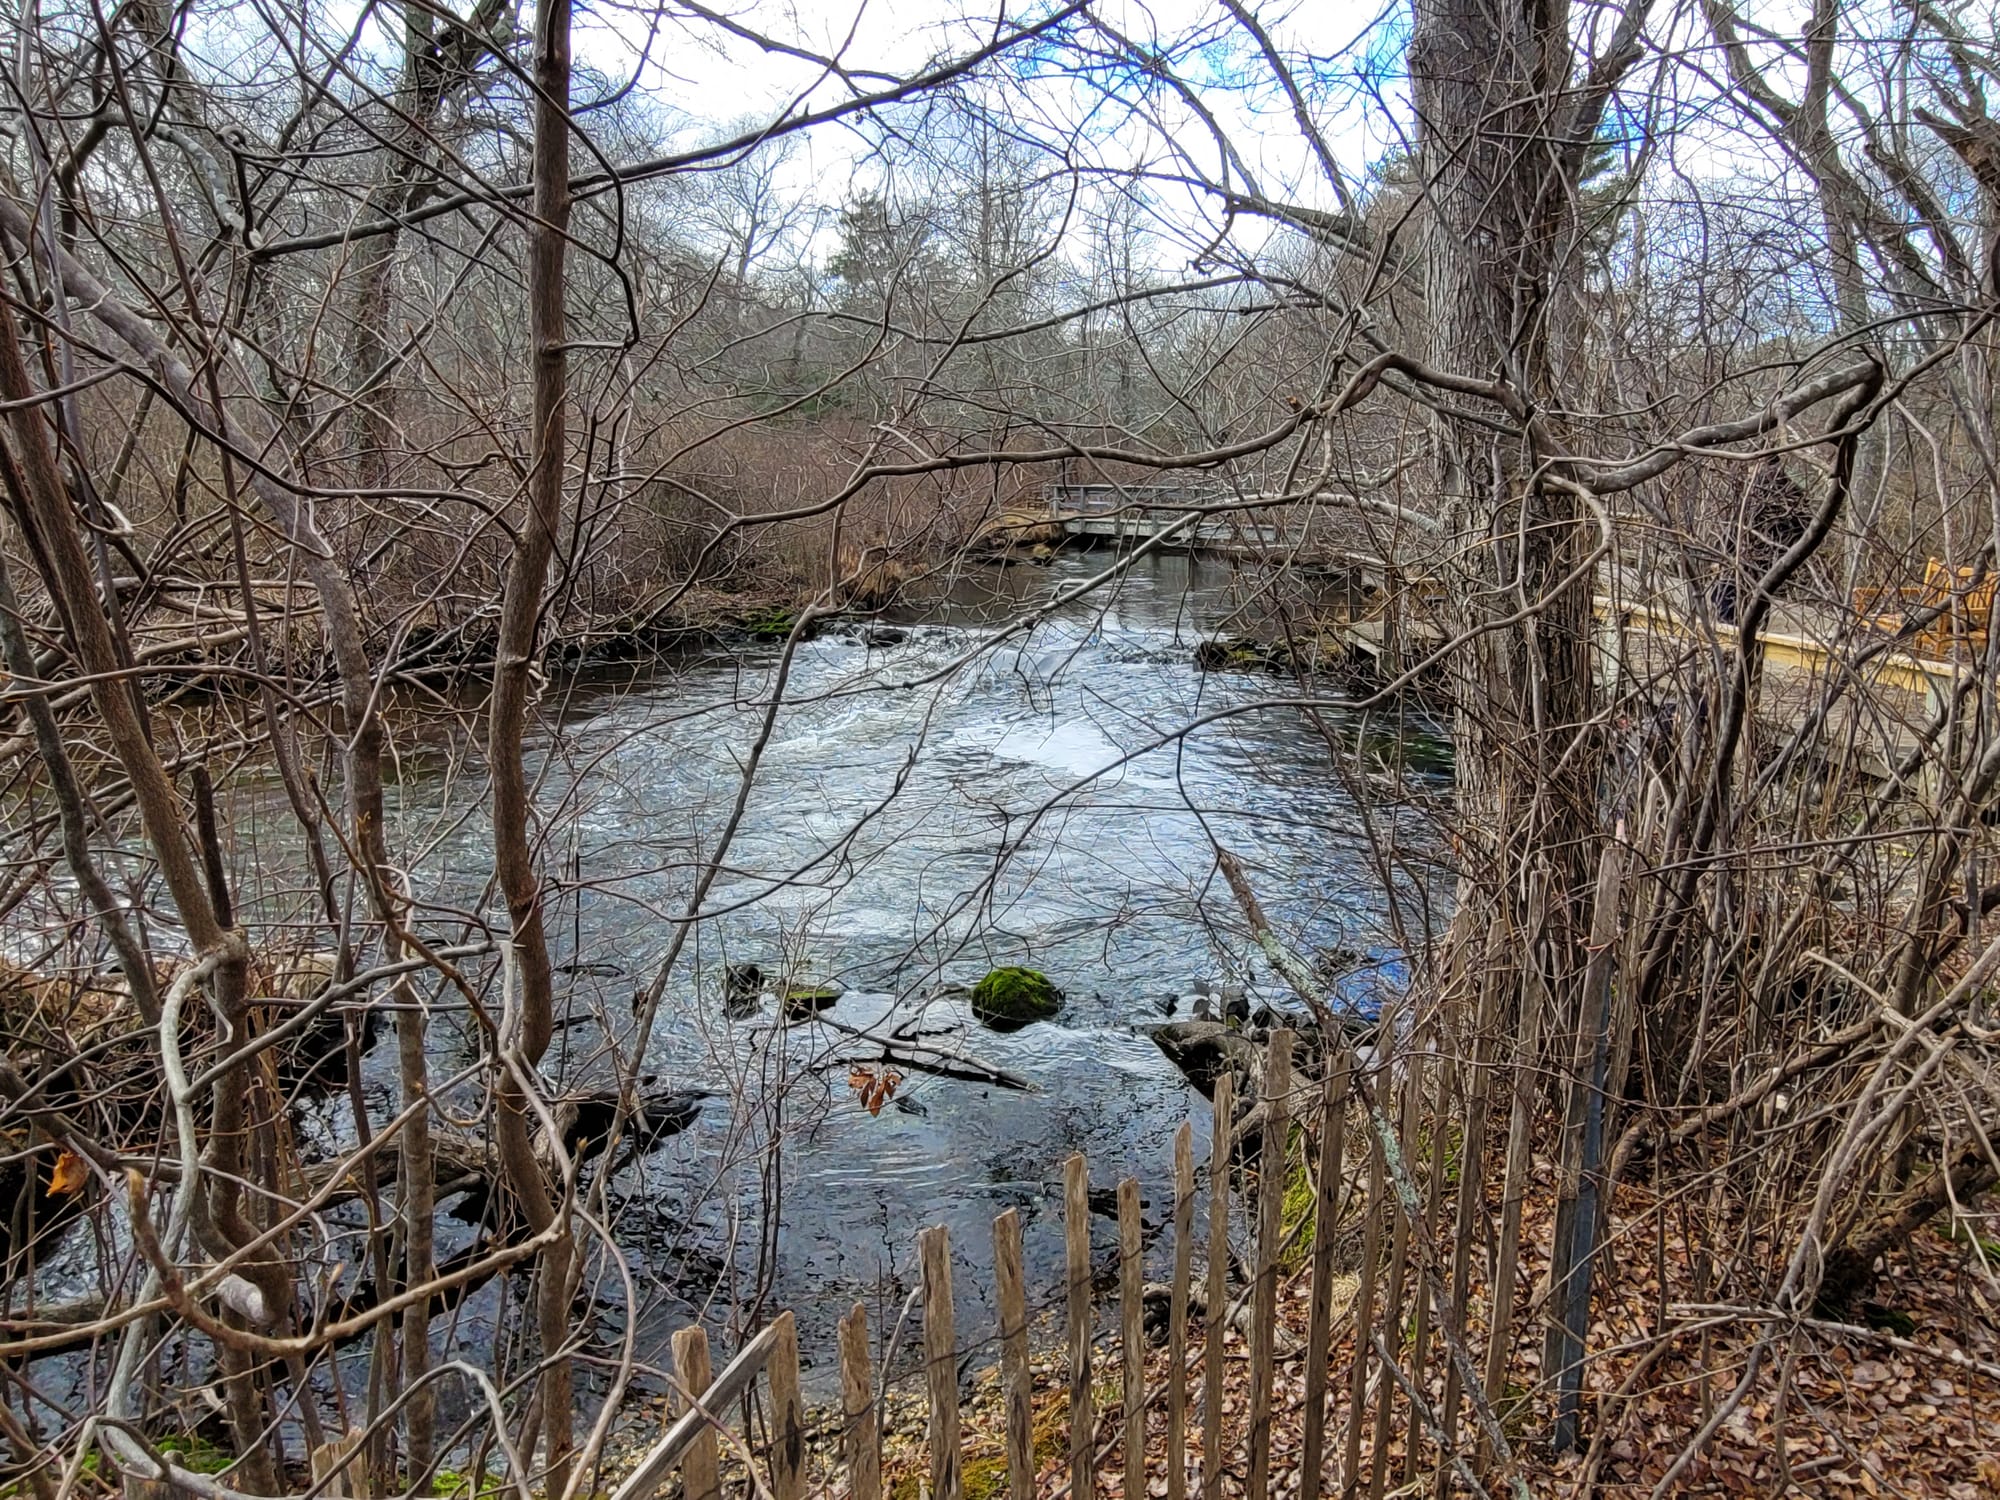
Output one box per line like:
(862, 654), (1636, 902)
(1344, 1112), (1386, 1495)
(922, 1224), (962, 1500)
(1300, 1056), (1349, 1500)
(1369, 1028), (1424, 1500)
(1404, 1044), (1450, 1489)
(841, 1301), (881, 1500)
(1247, 1029), (1293, 1500)
(1118, 1177), (1145, 1500)
(1201, 1072), (1234, 1500)
(768, 1312), (806, 1500)
(1065, 1152), (1093, 1500)
(597, 1030), (1582, 1500)
(672, 1325), (719, 1500)
(994, 1207), (1035, 1500)
(1166, 1121), (1194, 1500)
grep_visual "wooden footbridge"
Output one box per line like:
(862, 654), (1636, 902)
(1045, 483), (1984, 787)
(1049, 482), (1315, 562)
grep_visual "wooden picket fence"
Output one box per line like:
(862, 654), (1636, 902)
(611, 1025), (1526, 1500)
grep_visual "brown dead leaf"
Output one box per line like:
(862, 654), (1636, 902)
(46, 1149), (87, 1195)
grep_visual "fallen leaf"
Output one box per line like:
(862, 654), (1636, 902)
(46, 1150), (87, 1195)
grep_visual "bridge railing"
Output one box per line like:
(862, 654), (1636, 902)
(1047, 481), (1226, 515)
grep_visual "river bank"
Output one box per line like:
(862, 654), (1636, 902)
(588, 1117), (2000, 1500)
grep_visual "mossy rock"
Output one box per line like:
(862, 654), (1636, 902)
(746, 615), (791, 641)
(739, 605), (821, 642)
(970, 967), (1063, 1031)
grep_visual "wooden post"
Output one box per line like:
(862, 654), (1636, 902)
(1247, 1030), (1293, 1500)
(768, 1311), (806, 1500)
(309, 1437), (364, 1500)
(1066, 1152), (1094, 1500)
(1484, 927), (1544, 1472)
(1342, 1051), (1389, 1498)
(1439, 940), (1503, 1490)
(1168, 1122), (1195, 1500)
(921, 1225), (962, 1500)
(1301, 1058), (1350, 1500)
(994, 1208), (1034, 1500)
(1404, 1047), (1454, 1490)
(1202, 1073), (1234, 1500)
(672, 1325), (719, 1500)
(840, 1303), (881, 1500)
(1119, 1177), (1145, 1500)
(1549, 835), (1629, 1452)
(1368, 1039), (1425, 1500)
(607, 1320), (794, 1500)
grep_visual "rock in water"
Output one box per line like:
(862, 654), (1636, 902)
(723, 963), (763, 1014)
(970, 966), (1064, 1031)
(1151, 1020), (1258, 1099)
(780, 981), (844, 1018)
(1220, 982), (1250, 1023)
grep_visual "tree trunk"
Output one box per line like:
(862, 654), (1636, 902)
(487, 0), (575, 1486)
(1409, 0), (1608, 983)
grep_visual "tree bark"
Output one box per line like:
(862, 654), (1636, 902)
(486, 0), (575, 1486)
(1409, 0), (1623, 980)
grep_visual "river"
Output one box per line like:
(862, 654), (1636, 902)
(50, 550), (1449, 1407)
(418, 551), (1448, 1387)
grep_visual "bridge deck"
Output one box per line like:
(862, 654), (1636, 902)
(1046, 493), (1966, 785)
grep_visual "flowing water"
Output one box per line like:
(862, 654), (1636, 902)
(40, 552), (1449, 1407)
(456, 552), (1448, 1386)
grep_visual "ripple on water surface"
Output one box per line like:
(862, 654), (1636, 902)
(240, 554), (1448, 1383)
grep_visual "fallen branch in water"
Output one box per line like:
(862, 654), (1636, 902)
(808, 1014), (1034, 1091)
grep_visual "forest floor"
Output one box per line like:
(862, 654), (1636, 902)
(598, 1140), (2000, 1497)
(847, 1157), (2000, 1499)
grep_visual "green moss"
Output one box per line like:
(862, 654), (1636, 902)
(963, 1453), (1012, 1500)
(742, 606), (800, 640)
(156, 1436), (235, 1476)
(1031, 1388), (1068, 1463)
(1497, 1381), (1534, 1440)
(429, 1469), (507, 1500)
(1279, 1126), (1316, 1272)
(1946, 1218), (2000, 1261)
(1413, 1120), (1467, 1190)
(970, 967), (1063, 1031)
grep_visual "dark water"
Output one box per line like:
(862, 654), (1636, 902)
(475, 553), (1448, 1386)
(37, 552), (1448, 1407)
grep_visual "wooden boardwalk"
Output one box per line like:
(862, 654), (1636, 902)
(1046, 486), (1975, 786)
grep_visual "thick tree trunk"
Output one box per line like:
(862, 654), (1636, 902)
(1409, 0), (1605, 971)
(1409, 0), (1631, 1455)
